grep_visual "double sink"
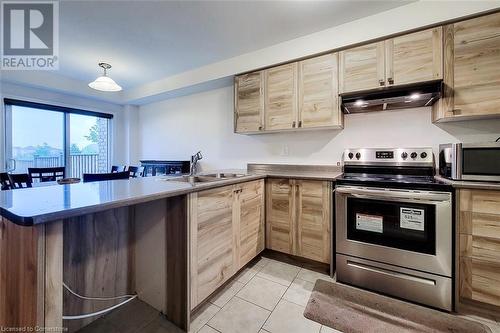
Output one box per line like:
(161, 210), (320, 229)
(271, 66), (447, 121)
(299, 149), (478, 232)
(163, 172), (246, 184)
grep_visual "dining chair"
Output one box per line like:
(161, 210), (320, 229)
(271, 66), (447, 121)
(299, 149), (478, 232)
(127, 166), (142, 178)
(28, 167), (66, 183)
(8, 173), (33, 189)
(83, 171), (130, 183)
(111, 165), (126, 173)
(0, 173), (12, 190)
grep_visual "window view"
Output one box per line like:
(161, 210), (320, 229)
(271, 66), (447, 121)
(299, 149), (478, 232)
(11, 106), (65, 173)
(69, 114), (109, 177)
(7, 104), (110, 178)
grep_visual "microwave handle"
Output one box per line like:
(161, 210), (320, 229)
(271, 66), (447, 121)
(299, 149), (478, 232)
(336, 186), (451, 203)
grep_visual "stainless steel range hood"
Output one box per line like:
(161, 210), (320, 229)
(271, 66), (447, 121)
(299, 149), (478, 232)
(340, 80), (442, 114)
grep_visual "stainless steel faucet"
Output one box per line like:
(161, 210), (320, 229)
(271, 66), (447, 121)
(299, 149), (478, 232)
(190, 151), (203, 175)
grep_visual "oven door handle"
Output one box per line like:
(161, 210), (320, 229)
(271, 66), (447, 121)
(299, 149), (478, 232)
(347, 260), (437, 286)
(336, 186), (451, 203)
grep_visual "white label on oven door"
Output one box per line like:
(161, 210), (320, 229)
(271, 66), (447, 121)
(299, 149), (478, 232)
(356, 214), (383, 233)
(400, 208), (425, 231)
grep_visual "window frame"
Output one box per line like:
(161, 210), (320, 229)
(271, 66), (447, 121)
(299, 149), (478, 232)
(3, 98), (113, 176)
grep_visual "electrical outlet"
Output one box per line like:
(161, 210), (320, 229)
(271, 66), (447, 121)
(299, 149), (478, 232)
(281, 144), (289, 156)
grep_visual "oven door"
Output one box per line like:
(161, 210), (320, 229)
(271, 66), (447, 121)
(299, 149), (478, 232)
(336, 186), (452, 277)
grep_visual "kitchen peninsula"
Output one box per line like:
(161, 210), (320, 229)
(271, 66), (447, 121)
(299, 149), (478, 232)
(0, 174), (266, 332)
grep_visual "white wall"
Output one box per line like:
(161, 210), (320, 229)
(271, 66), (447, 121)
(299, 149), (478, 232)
(125, 1), (500, 103)
(0, 81), (129, 170)
(137, 86), (500, 171)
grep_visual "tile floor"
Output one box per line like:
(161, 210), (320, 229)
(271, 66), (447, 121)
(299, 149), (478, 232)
(191, 256), (336, 333)
(80, 256), (500, 333)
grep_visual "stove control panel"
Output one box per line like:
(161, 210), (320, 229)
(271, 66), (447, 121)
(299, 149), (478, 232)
(343, 147), (434, 166)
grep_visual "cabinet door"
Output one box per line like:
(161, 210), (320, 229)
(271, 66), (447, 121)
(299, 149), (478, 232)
(298, 53), (342, 129)
(339, 41), (385, 93)
(237, 180), (265, 269)
(453, 12), (500, 118)
(234, 72), (264, 133)
(266, 178), (295, 255)
(295, 180), (331, 264)
(265, 63), (298, 130)
(190, 185), (235, 308)
(459, 189), (500, 307)
(386, 27), (442, 86)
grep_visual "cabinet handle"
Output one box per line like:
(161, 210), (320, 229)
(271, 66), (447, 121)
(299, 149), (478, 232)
(387, 77), (394, 85)
(258, 125), (263, 131)
(292, 121), (296, 128)
(452, 109), (461, 114)
(298, 120), (302, 128)
(379, 79), (385, 86)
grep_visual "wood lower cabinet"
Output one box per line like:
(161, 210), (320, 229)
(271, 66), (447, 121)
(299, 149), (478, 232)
(298, 53), (342, 129)
(237, 180), (265, 269)
(265, 63), (298, 131)
(189, 180), (264, 309)
(266, 178), (331, 264)
(266, 178), (295, 254)
(234, 71), (264, 133)
(189, 185), (235, 309)
(458, 189), (500, 309)
(386, 27), (442, 86)
(339, 41), (385, 93)
(295, 180), (331, 263)
(433, 12), (500, 121)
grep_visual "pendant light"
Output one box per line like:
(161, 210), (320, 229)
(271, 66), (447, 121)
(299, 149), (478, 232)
(88, 62), (122, 92)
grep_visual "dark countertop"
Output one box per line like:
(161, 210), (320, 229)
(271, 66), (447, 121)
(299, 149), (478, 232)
(0, 165), (344, 226)
(248, 163), (342, 181)
(0, 173), (265, 226)
(434, 175), (500, 191)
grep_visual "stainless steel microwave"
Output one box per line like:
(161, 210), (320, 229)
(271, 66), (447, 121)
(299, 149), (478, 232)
(439, 143), (500, 182)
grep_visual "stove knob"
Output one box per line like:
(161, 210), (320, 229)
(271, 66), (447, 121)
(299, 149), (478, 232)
(348, 152), (354, 159)
(420, 152), (428, 159)
(401, 152), (408, 159)
(355, 152), (361, 160)
(410, 152), (418, 159)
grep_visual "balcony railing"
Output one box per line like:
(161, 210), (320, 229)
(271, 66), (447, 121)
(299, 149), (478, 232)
(70, 154), (99, 177)
(14, 154), (102, 178)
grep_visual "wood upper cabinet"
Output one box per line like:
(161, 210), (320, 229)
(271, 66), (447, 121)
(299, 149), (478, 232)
(454, 12), (500, 118)
(266, 178), (331, 264)
(433, 12), (500, 121)
(340, 29), (443, 93)
(458, 189), (500, 308)
(339, 41), (385, 93)
(298, 53), (342, 128)
(265, 63), (298, 130)
(189, 180), (265, 308)
(386, 27), (443, 86)
(236, 180), (265, 269)
(234, 71), (264, 133)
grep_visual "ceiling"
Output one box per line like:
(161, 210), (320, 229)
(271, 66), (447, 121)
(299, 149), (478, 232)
(50, 0), (413, 90)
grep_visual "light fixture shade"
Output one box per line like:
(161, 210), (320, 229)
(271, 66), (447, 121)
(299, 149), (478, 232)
(88, 75), (122, 92)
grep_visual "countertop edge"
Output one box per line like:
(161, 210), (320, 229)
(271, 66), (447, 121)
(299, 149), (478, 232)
(434, 175), (500, 191)
(4, 174), (266, 226)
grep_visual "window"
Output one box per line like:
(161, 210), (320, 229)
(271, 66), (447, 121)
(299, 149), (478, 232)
(4, 99), (112, 179)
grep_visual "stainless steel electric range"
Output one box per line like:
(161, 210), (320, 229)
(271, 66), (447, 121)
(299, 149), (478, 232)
(335, 147), (454, 311)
